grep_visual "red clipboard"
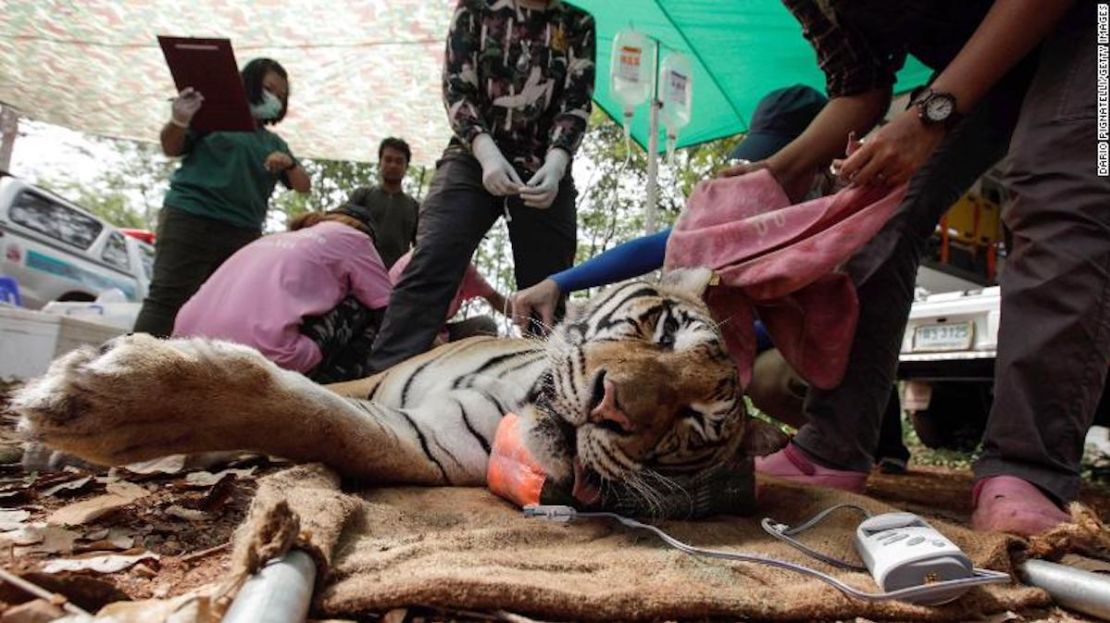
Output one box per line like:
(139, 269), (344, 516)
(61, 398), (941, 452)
(158, 36), (255, 132)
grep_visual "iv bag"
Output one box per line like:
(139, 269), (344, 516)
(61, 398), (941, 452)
(660, 52), (693, 164)
(610, 29), (653, 117)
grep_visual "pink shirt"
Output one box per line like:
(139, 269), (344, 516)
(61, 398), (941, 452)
(389, 250), (496, 321)
(174, 221), (392, 372)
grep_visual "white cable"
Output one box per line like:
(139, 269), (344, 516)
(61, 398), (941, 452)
(523, 505), (1010, 603)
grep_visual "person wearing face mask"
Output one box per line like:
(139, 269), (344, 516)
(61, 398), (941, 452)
(362, 0), (596, 374)
(133, 57), (311, 337)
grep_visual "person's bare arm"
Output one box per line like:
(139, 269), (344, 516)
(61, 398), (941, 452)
(721, 88), (889, 202)
(839, 0), (1077, 188)
(285, 164), (311, 194)
(160, 123), (188, 157)
(484, 290), (509, 317)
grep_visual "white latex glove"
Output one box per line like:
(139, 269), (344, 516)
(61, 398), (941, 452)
(472, 134), (523, 196)
(520, 149), (569, 209)
(170, 87), (204, 128)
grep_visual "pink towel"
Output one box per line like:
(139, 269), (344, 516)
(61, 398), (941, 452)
(664, 169), (906, 389)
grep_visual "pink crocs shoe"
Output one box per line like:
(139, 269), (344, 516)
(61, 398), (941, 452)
(755, 442), (868, 493)
(971, 475), (1071, 537)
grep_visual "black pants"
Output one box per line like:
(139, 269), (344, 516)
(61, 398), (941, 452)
(133, 208), (259, 337)
(366, 155), (576, 373)
(797, 3), (1108, 503)
(301, 296), (385, 384)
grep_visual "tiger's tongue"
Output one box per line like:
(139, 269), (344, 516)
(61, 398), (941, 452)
(572, 459), (601, 506)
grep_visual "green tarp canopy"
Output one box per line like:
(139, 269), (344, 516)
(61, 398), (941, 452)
(570, 0), (932, 152)
(0, 1), (932, 165)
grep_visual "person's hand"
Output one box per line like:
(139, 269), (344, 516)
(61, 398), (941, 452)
(718, 158), (814, 203)
(520, 149), (569, 209)
(170, 87), (204, 128)
(835, 109), (946, 188)
(472, 134), (524, 196)
(264, 151), (295, 173)
(511, 278), (561, 334)
(718, 158), (768, 178)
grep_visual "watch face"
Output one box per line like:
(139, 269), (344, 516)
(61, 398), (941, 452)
(925, 96), (954, 122)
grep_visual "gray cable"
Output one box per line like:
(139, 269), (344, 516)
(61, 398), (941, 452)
(523, 505), (1010, 603)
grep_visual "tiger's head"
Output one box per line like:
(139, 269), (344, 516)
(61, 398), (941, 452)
(521, 268), (784, 506)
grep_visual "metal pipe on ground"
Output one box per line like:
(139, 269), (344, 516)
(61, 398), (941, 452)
(222, 549), (317, 623)
(1021, 559), (1110, 621)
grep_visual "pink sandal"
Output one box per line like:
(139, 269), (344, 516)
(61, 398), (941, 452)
(971, 475), (1070, 537)
(755, 443), (868, 493)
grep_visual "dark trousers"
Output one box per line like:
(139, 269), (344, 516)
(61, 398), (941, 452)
(302, 296), (385, 384)
(797, 3), (1108, 503)
(366, 155), (576, 373)
(133, 208), (259, 337)
(975, 4), (1110, 502)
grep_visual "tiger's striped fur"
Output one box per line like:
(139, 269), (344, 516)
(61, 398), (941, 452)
(14, 270), (778, 503)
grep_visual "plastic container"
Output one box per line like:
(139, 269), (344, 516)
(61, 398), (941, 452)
(0, 307), (127, 380)
(660, 52), (693, 164)
(610, 29), (654, 142)
(41, 301), (141, 331)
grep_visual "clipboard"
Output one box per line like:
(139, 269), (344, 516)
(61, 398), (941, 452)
(158, 36), (256, 132)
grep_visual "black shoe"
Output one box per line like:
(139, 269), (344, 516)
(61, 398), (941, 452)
(877, 456), (908, 475)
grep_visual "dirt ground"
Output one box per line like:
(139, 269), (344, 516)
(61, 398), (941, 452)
(1, 379), (1108, 623)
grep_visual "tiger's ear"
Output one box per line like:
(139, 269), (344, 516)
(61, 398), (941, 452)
(660, 267), (716, 299)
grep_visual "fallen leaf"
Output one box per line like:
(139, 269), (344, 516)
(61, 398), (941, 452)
(94, 592), (219, 623)
(0, 509), (30, 530)
(0, 598), (67, 623)
(9, 524), (80, 556)
(41, 551), (159, 574)
(43, 476), (94, 497)
(122, 455), (188, 475)
(48, 483), (147, 526)
(164, 505), (210, 522)
(75, 528), (134, 553)
(83, 529), (109, 541)
(0, 489), (31, 507)
(183, 467), (255, 488)
(2, 524), (46, 546)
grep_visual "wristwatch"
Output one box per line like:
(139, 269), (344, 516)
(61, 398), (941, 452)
(910, 87), (961, 128)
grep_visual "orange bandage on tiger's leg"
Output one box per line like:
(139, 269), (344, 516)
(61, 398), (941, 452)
(487, 412), (551, 507)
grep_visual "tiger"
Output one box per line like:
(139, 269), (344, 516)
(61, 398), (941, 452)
(13, 268), (783, 511)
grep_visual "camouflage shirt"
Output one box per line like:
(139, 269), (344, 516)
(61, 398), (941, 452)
(443, 0), (596, 175)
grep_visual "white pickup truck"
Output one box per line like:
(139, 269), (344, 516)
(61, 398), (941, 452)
(0, 173), (154, 310)
(898, 285), (1109, 450)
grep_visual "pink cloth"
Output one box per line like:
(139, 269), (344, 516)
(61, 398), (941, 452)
(389, 251), (496, 320)
(174, 221), (392, 372)
(664, 169), (906, 389)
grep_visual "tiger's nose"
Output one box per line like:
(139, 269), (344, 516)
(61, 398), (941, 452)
(589, 376), (635, 433)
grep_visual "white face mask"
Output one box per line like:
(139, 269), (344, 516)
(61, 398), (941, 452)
(250, 89), (283, 121)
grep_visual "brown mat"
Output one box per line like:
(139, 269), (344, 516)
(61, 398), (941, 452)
(228, 464), (1061, 621)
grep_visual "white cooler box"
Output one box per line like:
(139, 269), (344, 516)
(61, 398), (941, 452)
(41, 301), (141, 331)
(0, 306), (128, 380)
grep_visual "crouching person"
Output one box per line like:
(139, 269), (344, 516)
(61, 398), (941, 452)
(173, 205), (391, 383)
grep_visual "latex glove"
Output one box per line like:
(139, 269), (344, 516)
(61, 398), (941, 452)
(520, 149), (569, 209)
(472, 134), (524, 196)
(510, 278), (561, 335)
(170, 87), (204, 128)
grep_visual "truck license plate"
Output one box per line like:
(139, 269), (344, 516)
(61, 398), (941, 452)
(913, 322), (973, 352)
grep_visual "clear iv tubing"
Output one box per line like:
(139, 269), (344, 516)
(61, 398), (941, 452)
(523, 505), (1011, 603)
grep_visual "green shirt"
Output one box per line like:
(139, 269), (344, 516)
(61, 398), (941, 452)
(164, 128), (294, 231)
(345, 186), (419, 269)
